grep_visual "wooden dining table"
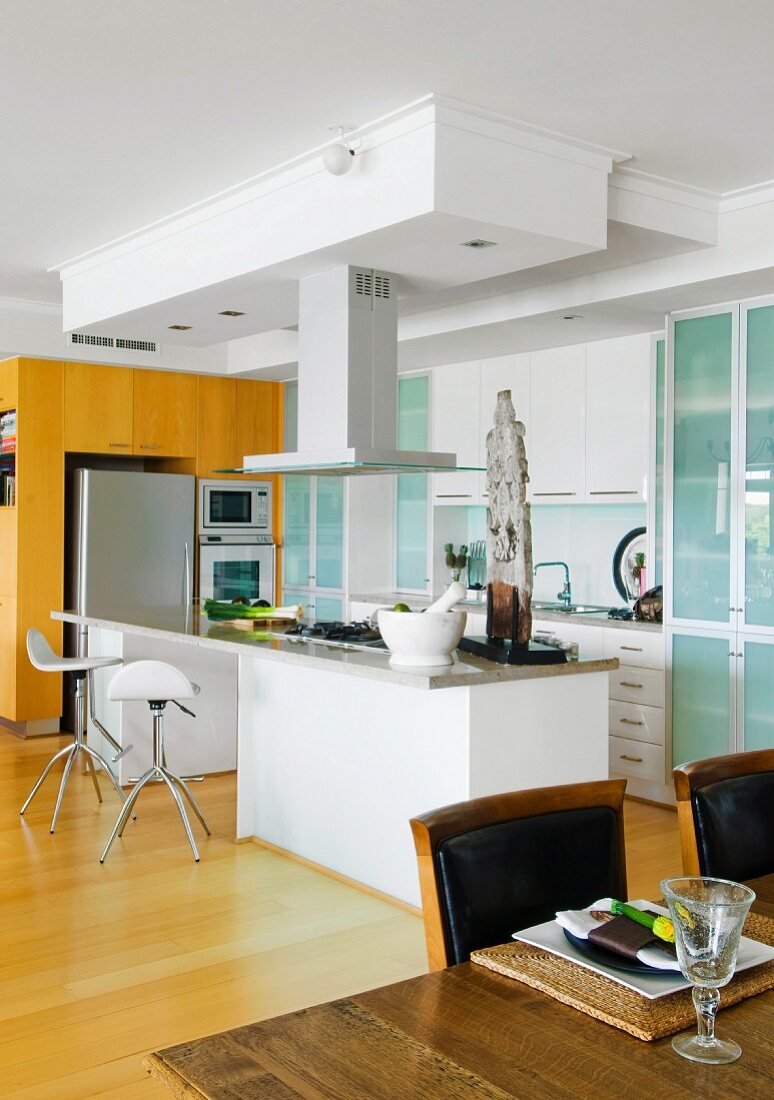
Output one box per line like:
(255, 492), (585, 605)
(145, 875), (774, 1098)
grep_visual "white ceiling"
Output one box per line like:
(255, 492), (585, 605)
(3, 0), (774, 317)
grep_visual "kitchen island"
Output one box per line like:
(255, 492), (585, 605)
(54, 606), (617, 907)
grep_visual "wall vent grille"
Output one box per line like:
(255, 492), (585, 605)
(354, 271), (372, 297)
(353, 270), (391, 300)
(373, 274), (391, 299)
(68, 332), (159, 355)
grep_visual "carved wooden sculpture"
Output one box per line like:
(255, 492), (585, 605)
(485, 390), (533, 645)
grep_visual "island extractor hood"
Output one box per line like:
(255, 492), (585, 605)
(237, 266), (482, 477)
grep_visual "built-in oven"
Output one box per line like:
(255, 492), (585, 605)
(198, 479), (276, 604)
(199, 479), (272, 534)
(199, 534), (276, 604)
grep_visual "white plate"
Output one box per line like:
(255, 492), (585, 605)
(513, 917), (774, 1000)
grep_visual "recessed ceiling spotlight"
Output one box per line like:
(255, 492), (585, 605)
(168, 324), (192, 330)
(562, 314), (584, 320)
(460, 239), (497, 249)
(218, 310), (245, 317)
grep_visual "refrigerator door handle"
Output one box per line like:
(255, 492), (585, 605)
(184, 541), (191, 604)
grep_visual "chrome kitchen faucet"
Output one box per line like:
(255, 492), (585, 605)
(534, 561), (572, 607)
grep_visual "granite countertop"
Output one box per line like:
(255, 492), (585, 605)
(52, 606), (618, 691)
(350, 592), (662, 633)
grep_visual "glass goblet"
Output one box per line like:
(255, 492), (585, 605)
(661, 876), (755, 1064)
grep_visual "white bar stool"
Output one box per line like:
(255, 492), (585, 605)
(21, 629), (129, 832)
(100, 660), (211, 863)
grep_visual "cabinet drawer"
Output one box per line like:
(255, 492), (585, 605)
(609, 735), (664, 783)
(609, 700), (664, 746)
(609, 665), (664, 707)
(603, 629), (664, 670)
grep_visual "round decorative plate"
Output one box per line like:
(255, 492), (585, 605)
(612, 526), (647, 602)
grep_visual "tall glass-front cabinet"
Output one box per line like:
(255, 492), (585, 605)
(667, 298), (774, 766)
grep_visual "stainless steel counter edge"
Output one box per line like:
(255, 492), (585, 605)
(52, 607), (618, 690)
(350, 592), (662, 632)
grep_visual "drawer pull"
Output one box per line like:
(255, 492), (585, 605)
(620, 718), (644, 726)
(589, 490), (638, 496)
(435, 494), (472, 499)
(533, 492), (576, 497)
(620, 681), (643, 689)
(620, 753), (643, 763)
(620, 645), (643, 652)
(109, 442), (130, 448)
(140, 443), (161, 450)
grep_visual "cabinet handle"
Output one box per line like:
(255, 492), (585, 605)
(109, 442), (130, 448)
(736, 652), (743, 658)
(620, 718), (644, 726)
(620, 645), (643, 652)
(620, 753), (643, 763)
(533, 492), (576, 497)
(620, 681), (643, 689)
(435, 494), (473, 499)
(140, 443), (160, 450)
(589, 490), (638, 496)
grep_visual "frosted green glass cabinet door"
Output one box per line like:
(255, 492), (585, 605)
(671, 311), (734, 623)
(742, 304), (774, 629)
(315, 478), (344, 590)
(671, 631), (733, 767)
(396, 375), (430, 590)
(315, 596), (344, 620)
(741, 637), (774, 750)
(283, 476), (311, 587)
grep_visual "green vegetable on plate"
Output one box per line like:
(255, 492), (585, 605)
(610, 899), (675, 943)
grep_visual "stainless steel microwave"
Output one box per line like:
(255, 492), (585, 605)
(199, 479), (273, 535)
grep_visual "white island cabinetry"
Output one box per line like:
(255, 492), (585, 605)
(58, 606), (615, 909)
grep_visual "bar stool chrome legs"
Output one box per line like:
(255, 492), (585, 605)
(100, 661), (211, 863)
(20, 631), (129, 833)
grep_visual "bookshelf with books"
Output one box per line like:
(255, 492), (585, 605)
(0, 408), (16, 507)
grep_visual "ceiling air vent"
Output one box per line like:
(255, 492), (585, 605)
(115, 338), (159, 353)
(69, 332), (114, 348)
(68, 332), (159, 355)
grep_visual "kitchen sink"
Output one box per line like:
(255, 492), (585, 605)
(532, 601), (612, 615)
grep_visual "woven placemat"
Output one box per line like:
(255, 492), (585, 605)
(471, 911), (774, 1041)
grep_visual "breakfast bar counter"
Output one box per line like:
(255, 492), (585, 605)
(54, 606), (617, 907)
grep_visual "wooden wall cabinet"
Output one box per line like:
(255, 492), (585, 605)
(0, 356), (283, 728)
(0, 359), (18, 412)
(133, 369), (197, 457)
(0, 358), (63, 728)
(64, 361), (134, 453)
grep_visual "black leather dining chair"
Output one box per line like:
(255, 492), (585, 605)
(673, 748), (774, 881)
(410, 778), (628, 971)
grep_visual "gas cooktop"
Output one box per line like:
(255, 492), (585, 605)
(266, 620), (389, 653)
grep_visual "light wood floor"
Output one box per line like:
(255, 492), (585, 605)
(0, 733), (682, 1098)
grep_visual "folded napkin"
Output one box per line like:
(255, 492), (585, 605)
(555, 898), (680, 971)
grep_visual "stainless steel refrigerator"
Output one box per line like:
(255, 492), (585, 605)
(66, 469), (195, 673)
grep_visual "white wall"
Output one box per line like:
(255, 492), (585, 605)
(467, 502), (646, 607)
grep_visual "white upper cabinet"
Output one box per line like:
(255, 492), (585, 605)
(585, 334), (651, 502)
(432, 361), (481, 505)
(479, 353), (531, 503)
(529, 345), (587, 503)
